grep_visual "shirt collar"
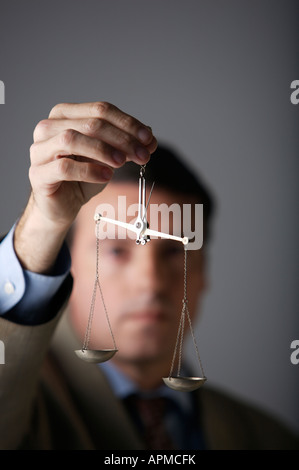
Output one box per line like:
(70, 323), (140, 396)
(99, 361), (193, 416)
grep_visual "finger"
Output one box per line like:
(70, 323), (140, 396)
(29, 157), (114, 195)
(30, 129), (151, 168)
(146, 135), (158, 154)
(48, 101), (154, 146)
(33, 118), (155, 162)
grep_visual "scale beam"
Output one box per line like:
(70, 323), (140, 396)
(94, 213), (189, 246)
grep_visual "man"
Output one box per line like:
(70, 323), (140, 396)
(0, 102), (298, 450)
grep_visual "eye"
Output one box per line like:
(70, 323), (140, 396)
(162, 242), (183, 258)
(166, 246), (183, 256)
(104, 243), (131, 262)
(110, 246), (127, 257)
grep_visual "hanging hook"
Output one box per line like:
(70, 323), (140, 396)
(140, 164), (146, 177)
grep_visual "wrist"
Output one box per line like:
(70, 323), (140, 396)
(14, 195), (71, 274)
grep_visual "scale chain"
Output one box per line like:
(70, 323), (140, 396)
(168, 246), (205, 379)
(82, 221), (117, 351)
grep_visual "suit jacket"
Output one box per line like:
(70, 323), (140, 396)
(0, 274), (298, 450)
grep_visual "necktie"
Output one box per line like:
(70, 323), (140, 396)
(134, 396), (176, 450)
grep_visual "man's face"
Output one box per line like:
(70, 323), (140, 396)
(69, 183), (207, 370)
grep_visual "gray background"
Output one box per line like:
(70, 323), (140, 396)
(0, 0), (298, 433)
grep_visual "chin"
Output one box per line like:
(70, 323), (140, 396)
(122, 321), (175, 341)
(115, 340), (171, 365)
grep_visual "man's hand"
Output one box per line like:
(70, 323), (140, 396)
(14, 102), (157, 273)
(30, 101), (156, 228)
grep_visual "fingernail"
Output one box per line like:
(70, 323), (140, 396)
(137, 127), (152, 144)
(101, 166), (114, 181)
(112, 150), (126, 165)
(135, 146), (150, 161)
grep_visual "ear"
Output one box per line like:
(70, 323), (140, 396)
(199, 273), (209, 293)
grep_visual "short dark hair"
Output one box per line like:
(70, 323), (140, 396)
(112, 144), (215, 243)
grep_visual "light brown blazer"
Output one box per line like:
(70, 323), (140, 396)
(0, 276), (298, 450)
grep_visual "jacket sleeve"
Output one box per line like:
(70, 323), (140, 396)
(0, 274), (73, 449)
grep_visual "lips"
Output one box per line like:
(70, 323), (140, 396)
(120, 296), (174, 325)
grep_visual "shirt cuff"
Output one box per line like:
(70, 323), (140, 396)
(0, 224), (71, 324)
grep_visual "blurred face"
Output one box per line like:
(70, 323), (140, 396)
(69, 183), (207, 369)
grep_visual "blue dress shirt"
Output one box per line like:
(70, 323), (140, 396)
(0, 224), (71, 324)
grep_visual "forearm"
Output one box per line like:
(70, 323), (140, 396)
(0, 226), (72, 448)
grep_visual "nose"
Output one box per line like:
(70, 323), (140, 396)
(128, 243), (166, 295)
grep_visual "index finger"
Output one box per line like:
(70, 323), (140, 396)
(49, 101), (154, 146)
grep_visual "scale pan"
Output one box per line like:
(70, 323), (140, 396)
(75, 349), (117, 363)
(162, 376), (207, 392)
